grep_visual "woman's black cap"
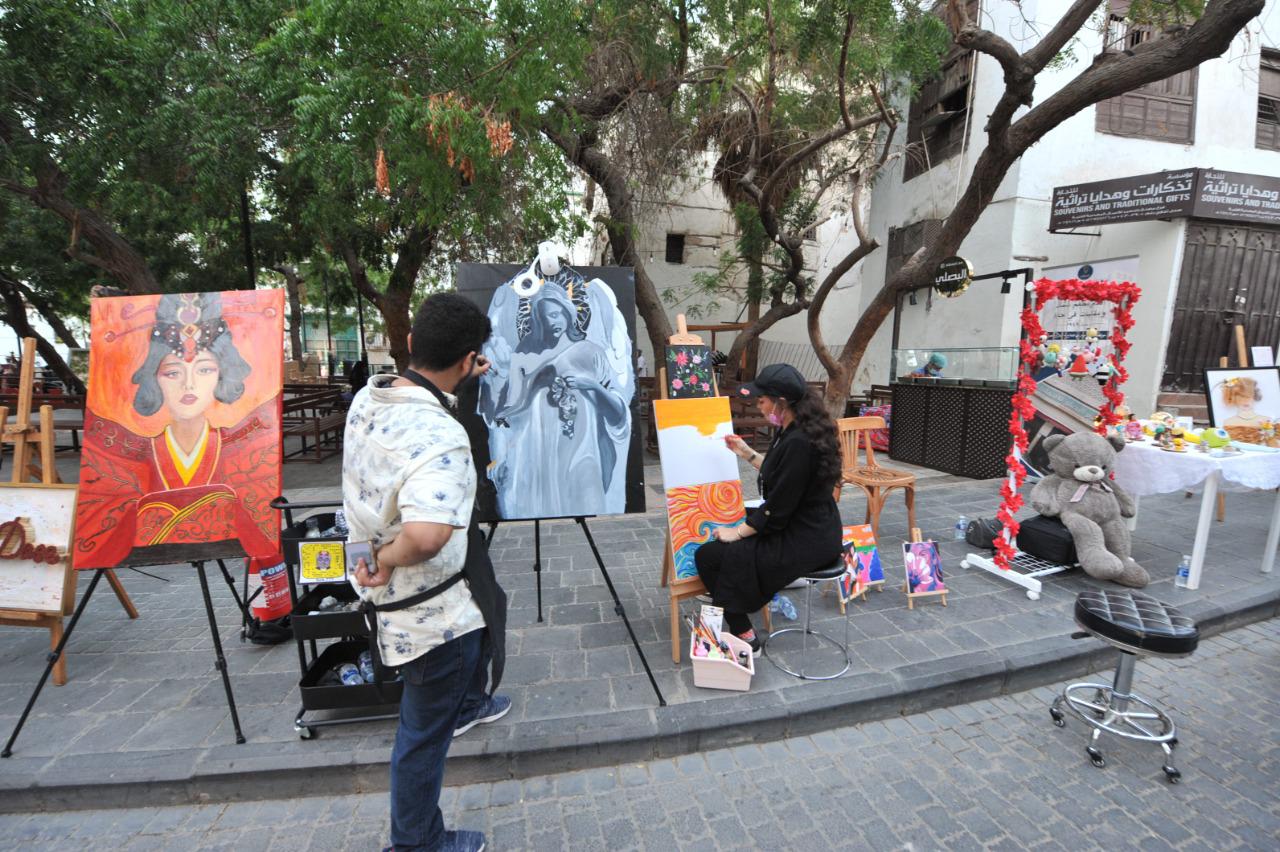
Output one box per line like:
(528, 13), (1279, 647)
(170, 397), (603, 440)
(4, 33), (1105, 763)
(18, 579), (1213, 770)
(737, 363), (806, 403)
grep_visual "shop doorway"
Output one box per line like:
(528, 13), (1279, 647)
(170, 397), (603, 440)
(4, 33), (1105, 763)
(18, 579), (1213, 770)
(1162, 220), (1280, 393)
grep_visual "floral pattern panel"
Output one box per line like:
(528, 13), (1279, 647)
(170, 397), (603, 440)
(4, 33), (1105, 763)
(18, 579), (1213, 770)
(665, 345), (714, 399)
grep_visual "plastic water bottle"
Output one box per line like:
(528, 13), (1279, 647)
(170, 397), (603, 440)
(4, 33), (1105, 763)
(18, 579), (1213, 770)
(357, 650), (375, 683)
(337, 663), (363, 686)
(770, 593), (797, 621)
(334, 509), (349, 537)
(955, 515), (968, 541)
(1174, 555), (1191, 589)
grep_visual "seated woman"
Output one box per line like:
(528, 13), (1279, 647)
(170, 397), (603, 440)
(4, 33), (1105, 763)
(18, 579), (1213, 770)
(694, 363), (843, 655)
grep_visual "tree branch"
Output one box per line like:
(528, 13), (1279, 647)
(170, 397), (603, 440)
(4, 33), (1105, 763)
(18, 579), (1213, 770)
(1024, 0), (1104, 70)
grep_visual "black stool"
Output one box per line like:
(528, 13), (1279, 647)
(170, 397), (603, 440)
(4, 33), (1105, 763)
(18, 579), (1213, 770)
(1050, 588), (1199, 784)
(763, 559), (850, 680)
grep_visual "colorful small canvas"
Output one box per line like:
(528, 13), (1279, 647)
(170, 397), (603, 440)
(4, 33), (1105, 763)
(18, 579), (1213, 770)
(902, 540), (946, 594)
(839, 523), (882, 602)
(665, 344), (715, 399)
(666, 481), (745, 579)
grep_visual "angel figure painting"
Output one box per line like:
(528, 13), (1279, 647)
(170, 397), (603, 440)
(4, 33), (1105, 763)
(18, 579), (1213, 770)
(461, 262), (640, 521)
(74, 291), (284, 570)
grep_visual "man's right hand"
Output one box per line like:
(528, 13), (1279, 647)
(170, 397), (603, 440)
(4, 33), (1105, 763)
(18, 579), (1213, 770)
(354, 551), (393, 588)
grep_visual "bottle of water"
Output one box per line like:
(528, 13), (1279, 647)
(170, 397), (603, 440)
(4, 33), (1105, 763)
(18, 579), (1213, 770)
(336, 662), (363, 686)
(770, 593), (797, 621)
(334, 509), (349, 537)
(1174, 555), (1191, 589)
(357, 650), (375, 683)
(955, 515), (968, 541)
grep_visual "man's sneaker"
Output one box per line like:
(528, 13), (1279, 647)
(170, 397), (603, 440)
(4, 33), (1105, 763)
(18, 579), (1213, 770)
(437, 830), (486, 852)
(738, 629), (763, 658)
(453, 694), (512, 737)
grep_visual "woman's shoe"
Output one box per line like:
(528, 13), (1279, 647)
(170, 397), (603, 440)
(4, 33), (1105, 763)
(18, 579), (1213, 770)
(737, 629), (763, 658)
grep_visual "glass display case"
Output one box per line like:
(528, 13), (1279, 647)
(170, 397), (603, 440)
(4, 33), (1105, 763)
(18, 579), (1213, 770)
(892, 347), (1019, 388)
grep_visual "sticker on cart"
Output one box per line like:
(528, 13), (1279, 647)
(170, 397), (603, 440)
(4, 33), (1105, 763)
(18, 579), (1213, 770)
(299, 541), (346, 584)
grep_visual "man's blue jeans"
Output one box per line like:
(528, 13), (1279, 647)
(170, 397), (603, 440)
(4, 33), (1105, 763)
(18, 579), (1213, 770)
(389, 628), (487, 850)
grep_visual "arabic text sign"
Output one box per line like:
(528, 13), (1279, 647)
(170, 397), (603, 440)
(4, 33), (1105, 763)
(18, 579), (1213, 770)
(1051, 169), (1280, 230)
(1050, 170), (1196, 230)
(1195, 170), (1280, 226)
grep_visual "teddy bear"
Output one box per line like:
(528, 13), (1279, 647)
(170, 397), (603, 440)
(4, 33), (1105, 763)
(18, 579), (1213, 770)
(1030, 432), (1149, 587)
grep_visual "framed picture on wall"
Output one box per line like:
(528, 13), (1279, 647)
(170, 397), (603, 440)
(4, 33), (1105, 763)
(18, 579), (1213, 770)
(1203, 367), (1280, 442)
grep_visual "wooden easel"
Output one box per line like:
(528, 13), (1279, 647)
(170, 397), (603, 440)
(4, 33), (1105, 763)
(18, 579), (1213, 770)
(903, 527), (947, 610)
(658, 316), (767, 663)
(0, 339), (137, 685)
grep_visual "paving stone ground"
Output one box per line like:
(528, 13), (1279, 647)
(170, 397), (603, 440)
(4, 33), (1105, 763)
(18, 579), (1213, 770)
(0, 618), (1276, 851)
(1, 448), (1278, 802)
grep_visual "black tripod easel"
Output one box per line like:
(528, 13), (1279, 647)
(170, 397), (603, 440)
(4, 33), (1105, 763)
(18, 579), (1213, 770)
(487, 516), (666, 707)
(3, 551), (250, 758)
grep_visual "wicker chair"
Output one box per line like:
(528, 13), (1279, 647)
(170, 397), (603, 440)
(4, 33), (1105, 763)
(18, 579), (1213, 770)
(837, 416), (916, 537)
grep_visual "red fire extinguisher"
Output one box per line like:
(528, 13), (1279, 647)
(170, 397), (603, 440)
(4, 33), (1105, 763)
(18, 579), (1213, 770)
(246, 553), (292, 635)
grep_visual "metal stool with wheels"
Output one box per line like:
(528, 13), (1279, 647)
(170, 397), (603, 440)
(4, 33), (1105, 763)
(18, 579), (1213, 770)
(763, 559), (850, 680)
(1049, 588), (1199, 784)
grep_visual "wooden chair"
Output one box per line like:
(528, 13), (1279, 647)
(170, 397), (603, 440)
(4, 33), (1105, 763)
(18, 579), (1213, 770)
(837, 416), (916, 537)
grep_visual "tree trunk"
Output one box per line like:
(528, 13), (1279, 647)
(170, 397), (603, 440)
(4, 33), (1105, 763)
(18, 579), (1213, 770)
(238, 185), (258, 291)
(819, 0), (1263, 420)
(0, 274), (85, 395)
(274, 265), (305, 361)
(722, 299), (807, 383)
(742, 252), (764, 381)
(381, 288), (413, 372)
(14, 281), (81, 349)
(543, 128), (673, 359)
(0, 116), (160, 295)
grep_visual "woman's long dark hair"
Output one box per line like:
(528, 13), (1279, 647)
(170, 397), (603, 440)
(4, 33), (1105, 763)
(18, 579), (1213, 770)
(789, 388), (842, 492)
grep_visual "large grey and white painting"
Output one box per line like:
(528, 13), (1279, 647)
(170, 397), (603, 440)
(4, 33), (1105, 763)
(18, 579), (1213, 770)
(475, 262), (634, 520)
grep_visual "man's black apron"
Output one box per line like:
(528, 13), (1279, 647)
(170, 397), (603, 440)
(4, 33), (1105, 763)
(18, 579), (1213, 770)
(358, 369), (507, 695)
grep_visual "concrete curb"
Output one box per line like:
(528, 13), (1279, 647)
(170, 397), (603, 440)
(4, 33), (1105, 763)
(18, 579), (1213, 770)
(3, 586), (1275, 814)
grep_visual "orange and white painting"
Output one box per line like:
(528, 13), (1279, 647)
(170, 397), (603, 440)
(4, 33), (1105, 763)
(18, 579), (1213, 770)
(74, 291), (283, 570)
(654, 397), (745, 579)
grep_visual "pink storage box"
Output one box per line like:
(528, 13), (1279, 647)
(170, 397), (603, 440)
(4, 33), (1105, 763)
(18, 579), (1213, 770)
(690, 631), (755, 691)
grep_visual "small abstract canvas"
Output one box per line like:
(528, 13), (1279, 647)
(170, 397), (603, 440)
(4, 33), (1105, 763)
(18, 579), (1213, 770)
(665, 345), (715, 399)
(902, 541), (946, 594)
(653, 397), (738, 490)
(839, 524), (882, 602)
(666, 481), (746, 579)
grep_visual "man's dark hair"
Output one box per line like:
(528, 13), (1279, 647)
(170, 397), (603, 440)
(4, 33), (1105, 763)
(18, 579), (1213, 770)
(409, 293), (491, 370)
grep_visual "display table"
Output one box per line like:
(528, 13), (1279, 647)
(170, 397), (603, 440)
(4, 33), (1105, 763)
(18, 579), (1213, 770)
(1111, 440), (1280, 590)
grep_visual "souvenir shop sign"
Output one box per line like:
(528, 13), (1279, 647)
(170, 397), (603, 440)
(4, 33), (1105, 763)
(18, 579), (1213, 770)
(932, 256), (972, 298)
(1051, 168), (1280, 230)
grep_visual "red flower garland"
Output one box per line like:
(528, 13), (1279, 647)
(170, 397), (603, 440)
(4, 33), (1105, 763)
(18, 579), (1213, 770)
(993, 279), (1142, 571)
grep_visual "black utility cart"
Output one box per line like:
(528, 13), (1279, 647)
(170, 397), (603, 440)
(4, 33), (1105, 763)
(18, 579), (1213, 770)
(274, 497), (402, 739)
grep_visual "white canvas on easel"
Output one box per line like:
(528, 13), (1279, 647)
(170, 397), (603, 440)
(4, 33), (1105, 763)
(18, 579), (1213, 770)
(0, 486), (77, 614)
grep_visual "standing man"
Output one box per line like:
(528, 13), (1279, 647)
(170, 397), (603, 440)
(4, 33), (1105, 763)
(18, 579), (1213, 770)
(343, 293), (510, 852)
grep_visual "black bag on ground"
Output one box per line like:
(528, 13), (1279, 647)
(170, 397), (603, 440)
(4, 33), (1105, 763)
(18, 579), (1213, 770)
(964, 517), (1003, 550)
(1016, 515), (1077, 565)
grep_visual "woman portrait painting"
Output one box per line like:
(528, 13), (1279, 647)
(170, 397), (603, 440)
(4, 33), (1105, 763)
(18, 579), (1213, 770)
(73, 291), (284, 570)
(1219, 377), (1266, 429)
(476, 268), (633, 520)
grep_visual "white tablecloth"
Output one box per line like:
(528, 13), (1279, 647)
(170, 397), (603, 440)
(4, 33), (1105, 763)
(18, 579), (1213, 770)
(1112, 440), (1280, 496)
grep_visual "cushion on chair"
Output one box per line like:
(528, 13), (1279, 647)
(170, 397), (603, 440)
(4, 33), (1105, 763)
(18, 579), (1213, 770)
(1074, 589), (1199, 656)
(802, 558), (847, 582)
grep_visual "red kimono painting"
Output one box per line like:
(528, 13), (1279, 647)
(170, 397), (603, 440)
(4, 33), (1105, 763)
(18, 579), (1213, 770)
(73, 291), (283, 570)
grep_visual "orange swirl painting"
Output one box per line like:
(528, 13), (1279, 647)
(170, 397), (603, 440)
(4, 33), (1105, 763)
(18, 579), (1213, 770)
(74, 291), (284, 570)
(666, 480), (745, 579)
